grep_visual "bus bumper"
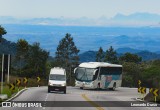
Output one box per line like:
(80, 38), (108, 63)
(75, 81), (95, 89)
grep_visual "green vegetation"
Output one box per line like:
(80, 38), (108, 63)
(96, 46), (118, 63)
(0, 26), (49, 90)
(1, 86), (24, 98)
(13, 40), (49, 78)
(55, 33), (80, 85)
(96, 47), (104, 62)
(55, 33), (80, 67)
(121, 62), (142, 87)
(104, 46), (118, 63)
(0, 75), (47, 102)
(119, 52), (142, 63)
(0, 25), (7, 42)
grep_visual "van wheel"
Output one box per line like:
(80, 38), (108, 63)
(48, 87), (50, 93)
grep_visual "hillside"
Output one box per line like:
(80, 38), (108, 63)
(137, 51), (160, 61)
(1, 38), (160, 62)
(2, 24), (160, 54)
(0, 38), (16, 55)
(79, 51), (97, 62)
(116, 47), (142, 54)
(79, 50), (160, 62)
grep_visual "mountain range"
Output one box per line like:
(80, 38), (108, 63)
(1, 24), (160, 55)
(79, 49), (160, 62)
(1, 12), (160, 26)
(1, 38), (160, 62)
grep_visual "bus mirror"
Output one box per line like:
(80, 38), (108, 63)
(74, 68), (78, 74)
(93, 69), (98, 75)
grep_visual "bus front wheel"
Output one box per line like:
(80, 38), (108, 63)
(80, 87), (83, 89)
(96, 83), (100, 90)
(111, 83), (116, 91)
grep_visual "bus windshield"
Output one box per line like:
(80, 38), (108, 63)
(75, 68), (97, 82)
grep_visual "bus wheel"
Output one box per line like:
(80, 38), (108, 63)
(97, 83), (100, 90)
(111, 83), (116, 91)
(80, 87), (83, 89)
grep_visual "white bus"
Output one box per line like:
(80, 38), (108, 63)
(74, 62), (122, 90)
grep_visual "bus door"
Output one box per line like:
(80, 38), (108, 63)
(101, 75), (112, 88)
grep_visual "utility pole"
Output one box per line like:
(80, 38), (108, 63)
(7, 54), (10, 84)
(70, 66), (71, 85)
(1, 54), (4, 94)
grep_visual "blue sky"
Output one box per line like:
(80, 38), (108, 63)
(0, 0), (160, 18)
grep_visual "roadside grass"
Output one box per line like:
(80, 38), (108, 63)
(1, 86), (24, 98)
(0, 85), (24, 102)
(0, 75), (47, 102)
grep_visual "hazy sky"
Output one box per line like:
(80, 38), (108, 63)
(0, 0), (160, 18)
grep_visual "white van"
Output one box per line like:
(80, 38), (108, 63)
(48, 67), (66, 94)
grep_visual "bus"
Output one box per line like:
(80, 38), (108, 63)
(74, 62), (122, 90)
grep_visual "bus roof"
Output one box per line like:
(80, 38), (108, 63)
(79, 62), (122, 68)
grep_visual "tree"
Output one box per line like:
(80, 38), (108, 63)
(15, 41), (49, 77)
(16, 39), (29, 74)
(55, 33), (80, 68)
(16, 39), (29, 58)
(0, 25), (7, 42)
(119, 52), (142, 63)
(104, 46), (118, 64)
(96, 47), (104, 62)
(25, 42), (49, 77)
(122, 62), (142, 87)
(141, 60), (160, 88)
(55, 33), (80, 85)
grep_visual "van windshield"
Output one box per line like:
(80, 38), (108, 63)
(49, 74), (66, 81)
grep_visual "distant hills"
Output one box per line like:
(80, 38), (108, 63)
(1, 12), (160, 26)
(1, 37), (160, 62)
(79, 51), (97, 62)
(1, 24), (160, 62)
(116, 47), (142, 54)
(79, 48), (160, 62)
(2, 24), (160, 54)
(156, 51), (160, 54)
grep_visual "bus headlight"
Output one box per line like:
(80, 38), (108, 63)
(90, 82), (94, 85)
(76, 81), (80, 84)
